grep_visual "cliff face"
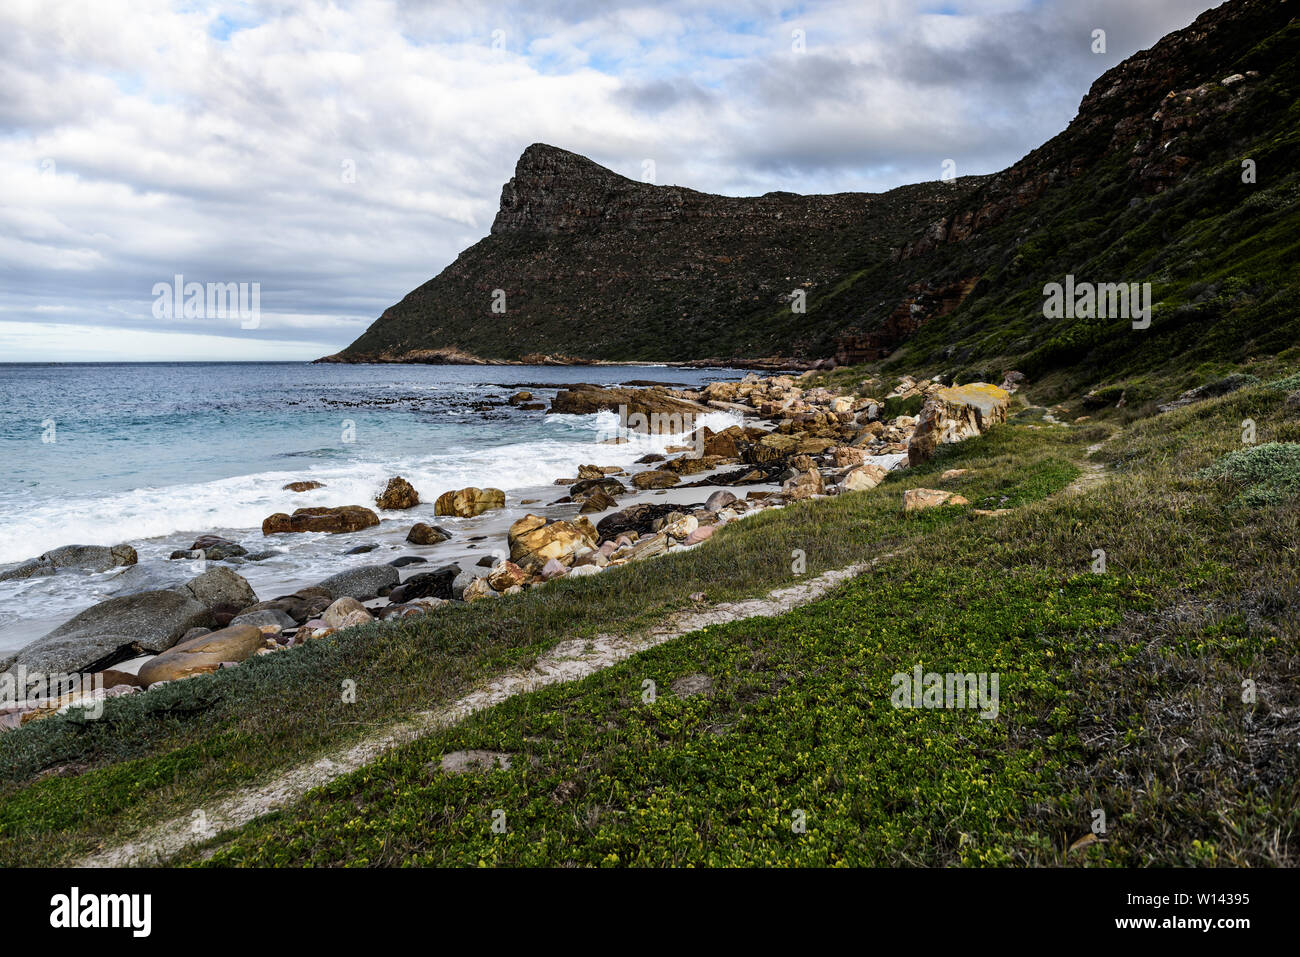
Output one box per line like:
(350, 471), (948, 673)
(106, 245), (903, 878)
(324, 0), (1298, 380)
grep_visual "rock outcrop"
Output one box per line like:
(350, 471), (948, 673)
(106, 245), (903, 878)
(908, 384), (1010, 465)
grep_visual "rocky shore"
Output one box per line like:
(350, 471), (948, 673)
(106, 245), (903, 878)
(0, 370), (1013, 731)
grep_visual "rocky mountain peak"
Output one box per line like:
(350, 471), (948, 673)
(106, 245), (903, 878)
(491, 143), (646, 236)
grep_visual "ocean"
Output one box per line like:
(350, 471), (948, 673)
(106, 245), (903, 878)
(0, 362), (746, 653)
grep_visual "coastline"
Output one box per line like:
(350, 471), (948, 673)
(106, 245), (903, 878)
(0, 368), (1010, 728)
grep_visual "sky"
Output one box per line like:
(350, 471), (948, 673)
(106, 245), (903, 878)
(0, 0), (1222, 362)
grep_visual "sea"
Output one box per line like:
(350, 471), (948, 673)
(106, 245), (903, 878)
(0, 362), (747, 653)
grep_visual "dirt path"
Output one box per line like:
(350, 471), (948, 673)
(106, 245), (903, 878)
(78, 555), (894, 867)
(1063, 441), (1109, 496)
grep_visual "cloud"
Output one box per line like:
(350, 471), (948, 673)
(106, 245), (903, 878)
(0, 0), (1220, 360)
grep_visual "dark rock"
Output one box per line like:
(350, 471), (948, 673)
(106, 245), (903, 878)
(391, 565), (461, 602)
(388, 555), (429, 568)
(596, 503), (683, 542)
(345, 543), (379, 555)
(406, 523), (451, 545)
(315, 564), (401, 601)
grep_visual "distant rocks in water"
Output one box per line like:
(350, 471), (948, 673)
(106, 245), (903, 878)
(0, 543), (138, 583)
(283, 480), (325, 492)
(507, 391), (533, 405)
(137, 624), (267, 685)
(434, 486), (505, 518)
(345, 543), (379, 554)
(376, 475), (420, 510)
(262, 505), (380, 535)
(315, 564), (400, 601)
(406, 522), (451, 545)
(177, 535), (248, 561)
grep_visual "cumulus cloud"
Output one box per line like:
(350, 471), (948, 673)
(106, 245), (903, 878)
(0, 0), (1218, 360)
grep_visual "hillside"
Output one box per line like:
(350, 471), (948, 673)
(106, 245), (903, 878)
(322, 0), (1299, 385)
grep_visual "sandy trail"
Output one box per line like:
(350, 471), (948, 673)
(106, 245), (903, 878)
(78, 555), (892, 867)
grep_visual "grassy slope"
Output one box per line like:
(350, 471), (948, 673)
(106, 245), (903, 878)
(168, 374), (1299, 867)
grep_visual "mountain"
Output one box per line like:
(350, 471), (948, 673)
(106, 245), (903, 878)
(322, 0), (1299, 388)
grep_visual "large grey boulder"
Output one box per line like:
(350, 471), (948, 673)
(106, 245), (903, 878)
(1, 589), (214, 675)
(315, 564), (400, 601)
(0, 566), (258, 676)
(0, 543), (137, 583)
(178, 566), (258, 610)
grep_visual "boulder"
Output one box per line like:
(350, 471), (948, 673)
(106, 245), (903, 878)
(4, 589), (215, 676)
(842, 464), (889, 492)
(262, 506), (380, 535)
(569, 477), (627, 501)
(376, 476), (420, 510)
(230, 608), (297, 633)
(137, 624), (267, 685)
(683, 524), (716, 546)
(180, 566), (258, 610)
(315, 564), (400, 601)
(388, 565), (461, 602)
(406, 522), (451, 545)
(902, 488), (970, 513)
(578, 489), (619, 514)
(907, 383), (1010, 465)
(782, 468), (824, 501)
(664, 515), (699, 541)
(508, 514), (599, 568)
(434, 487), (506, 518)
(595, 503), (682, 542)
(487, 561), (529, 591)
(463, 577), (499, 602)
(705, 490), (737, 511)
(0, 543), (138, 583)
(632, 470), (680, 490)
(321, 597), (374, 630)
(283, 480), (325, 492)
